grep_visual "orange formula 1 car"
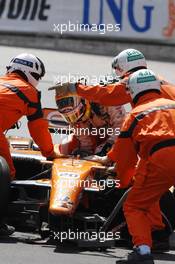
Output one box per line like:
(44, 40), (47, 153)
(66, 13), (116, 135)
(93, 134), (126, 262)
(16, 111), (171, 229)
(0, 108), (174, 249)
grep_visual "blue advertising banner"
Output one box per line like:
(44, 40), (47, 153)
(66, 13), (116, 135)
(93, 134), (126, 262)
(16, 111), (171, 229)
(0, 0), (174, 42)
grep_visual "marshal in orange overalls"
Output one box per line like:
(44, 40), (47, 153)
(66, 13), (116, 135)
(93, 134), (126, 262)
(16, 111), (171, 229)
(75, 76), (175, 234)
(0, 73), (54, 179)
(108, 92), (175, 247)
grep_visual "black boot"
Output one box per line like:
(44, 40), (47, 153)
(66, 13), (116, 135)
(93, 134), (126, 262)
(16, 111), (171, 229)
(116, 248), (154, 264)
(152, 229), (170, 253)
(0, 223), (15, 237)
(152, 237), (169, 253)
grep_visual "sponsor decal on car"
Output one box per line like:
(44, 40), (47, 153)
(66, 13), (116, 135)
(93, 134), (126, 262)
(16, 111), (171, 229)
(59, 172), (79, 178)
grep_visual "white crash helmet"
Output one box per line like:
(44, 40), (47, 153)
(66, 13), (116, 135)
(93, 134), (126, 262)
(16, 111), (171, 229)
(127, 69), (160, 102)
(112, 49), (147, 77)
(6, 53), (45, 87)
(56, 95), (90, 124)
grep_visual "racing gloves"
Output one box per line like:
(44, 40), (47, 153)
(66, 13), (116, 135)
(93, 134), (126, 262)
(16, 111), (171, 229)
(48, 82), (77, 98)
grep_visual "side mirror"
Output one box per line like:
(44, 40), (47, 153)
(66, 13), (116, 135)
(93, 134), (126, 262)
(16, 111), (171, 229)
(43, 108), (69, 134)
(9, 122), (21, 130)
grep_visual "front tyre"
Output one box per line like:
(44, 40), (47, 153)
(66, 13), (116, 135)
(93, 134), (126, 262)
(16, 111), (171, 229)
(0, 156), (10, 221)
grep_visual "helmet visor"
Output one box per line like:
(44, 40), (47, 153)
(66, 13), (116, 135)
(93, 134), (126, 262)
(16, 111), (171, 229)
(36, 57), (45, 78)
(57, 97), (75, 112)
(56, 97), (85, 124)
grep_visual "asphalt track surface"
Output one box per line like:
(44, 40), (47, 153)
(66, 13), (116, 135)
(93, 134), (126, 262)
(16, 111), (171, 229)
(0, 45), (175, 264)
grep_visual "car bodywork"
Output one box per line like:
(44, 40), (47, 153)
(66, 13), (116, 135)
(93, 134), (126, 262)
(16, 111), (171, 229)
(3, 108), (175, 248)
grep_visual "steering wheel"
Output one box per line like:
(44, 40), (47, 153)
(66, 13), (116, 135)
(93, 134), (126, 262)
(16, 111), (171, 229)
(71, 149), (92, 158)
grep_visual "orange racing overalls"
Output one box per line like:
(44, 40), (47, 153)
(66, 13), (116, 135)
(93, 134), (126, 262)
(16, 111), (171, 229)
(107, 92), (175, 247)
(58, 103), (126, 155)
(0, 73), (54, 179)
(76, 76), (175, 106)
(76, 77), (175, 234)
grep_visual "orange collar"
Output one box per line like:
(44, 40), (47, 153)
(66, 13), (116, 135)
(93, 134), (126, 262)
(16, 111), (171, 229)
(134, 92), (162, 106)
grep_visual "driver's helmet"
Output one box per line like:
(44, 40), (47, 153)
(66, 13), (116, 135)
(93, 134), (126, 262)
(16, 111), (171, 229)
(56, 95), (91, 124)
